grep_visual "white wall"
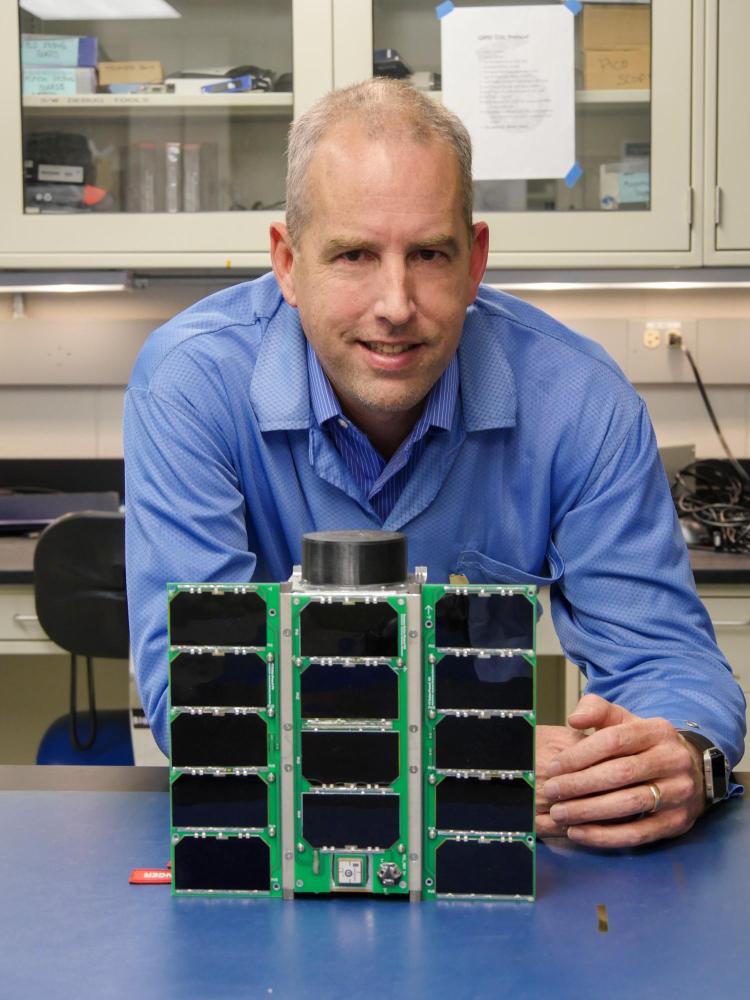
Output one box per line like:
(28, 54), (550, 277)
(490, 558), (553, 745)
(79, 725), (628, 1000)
(1, 282), (749, 460)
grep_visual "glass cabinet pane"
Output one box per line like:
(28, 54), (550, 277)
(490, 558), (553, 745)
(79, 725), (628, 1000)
(372, 0), (652, 215)
(18, 0), (293, 215)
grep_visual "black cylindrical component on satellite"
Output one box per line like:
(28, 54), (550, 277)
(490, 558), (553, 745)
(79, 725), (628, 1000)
(301, 530), (408, 586)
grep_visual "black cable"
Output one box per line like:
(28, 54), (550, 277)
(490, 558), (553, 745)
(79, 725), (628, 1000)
(667, 334), (750, 550)
(673, 459), (750, 553)
(675, 337), (750, 483)
(69, 653), (97, 751)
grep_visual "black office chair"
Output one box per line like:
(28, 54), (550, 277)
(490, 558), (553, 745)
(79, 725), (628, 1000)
(33, 510), (133, 764)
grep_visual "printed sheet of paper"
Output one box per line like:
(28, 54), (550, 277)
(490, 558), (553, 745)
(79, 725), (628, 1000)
(441, 5), (575, 180)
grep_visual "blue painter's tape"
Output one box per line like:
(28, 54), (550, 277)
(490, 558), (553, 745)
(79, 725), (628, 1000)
(436, 1), (455, 19)
(564, 162), (583, 188)
(564, 0), (583, 13)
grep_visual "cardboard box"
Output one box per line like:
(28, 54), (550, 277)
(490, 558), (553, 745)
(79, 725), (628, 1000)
(97, 60), (163, 85)
(583, 46), (650, 89)
(581, 4), (650, 50)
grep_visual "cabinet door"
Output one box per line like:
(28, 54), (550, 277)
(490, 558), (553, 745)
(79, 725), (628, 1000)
(335, 0), (696, 267)
(705, 0), (750, 261)
(698, 587), (750, 770)
(0, 0), (332, 268)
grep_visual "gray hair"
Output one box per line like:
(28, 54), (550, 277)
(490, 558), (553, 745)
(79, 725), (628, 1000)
(285, 78), (473, 244)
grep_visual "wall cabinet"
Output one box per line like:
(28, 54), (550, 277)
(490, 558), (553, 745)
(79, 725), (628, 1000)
(337, 0), (696, 267)
(0, 0), (333, 269)
(704, 0), (750, 264)
(0, 1), (747, 269)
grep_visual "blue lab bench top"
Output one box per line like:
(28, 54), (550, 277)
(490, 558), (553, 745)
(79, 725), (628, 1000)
(0, 767), (748, 1000)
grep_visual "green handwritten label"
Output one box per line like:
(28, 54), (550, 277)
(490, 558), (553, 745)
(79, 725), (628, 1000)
(22, 37), (79, 67)
(619, 170), (649, 204)
(23, 68), (79, 96)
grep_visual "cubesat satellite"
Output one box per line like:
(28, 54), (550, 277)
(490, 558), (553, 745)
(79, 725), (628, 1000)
(168, 530), (537, 901)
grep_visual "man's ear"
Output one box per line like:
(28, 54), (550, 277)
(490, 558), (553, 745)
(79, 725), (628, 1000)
(466, 221), (490, 304)
(270, 221), (298, 307)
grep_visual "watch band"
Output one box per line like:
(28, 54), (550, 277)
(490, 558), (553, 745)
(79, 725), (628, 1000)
(678, 730), (729, 803)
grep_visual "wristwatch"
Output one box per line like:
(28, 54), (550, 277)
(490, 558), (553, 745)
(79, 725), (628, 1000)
(678, 730), (730, 804)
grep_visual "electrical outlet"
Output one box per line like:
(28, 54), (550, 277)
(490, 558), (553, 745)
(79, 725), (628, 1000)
(643, 327), (661, 349)
(628, 320), (697, 383)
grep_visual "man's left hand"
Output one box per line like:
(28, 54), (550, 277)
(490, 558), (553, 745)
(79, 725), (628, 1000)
(538, 694), (706, 848)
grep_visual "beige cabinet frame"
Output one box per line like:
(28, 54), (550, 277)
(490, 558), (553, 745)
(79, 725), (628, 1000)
(2, 0), (736, 269)
(704, 0), (750, 263)
(0, 0), (333, 269)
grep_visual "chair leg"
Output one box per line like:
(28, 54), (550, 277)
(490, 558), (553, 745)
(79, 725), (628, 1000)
(68, 653), (98, 751)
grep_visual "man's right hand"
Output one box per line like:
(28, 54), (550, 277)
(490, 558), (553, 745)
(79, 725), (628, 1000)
(536, 724), (587, 837)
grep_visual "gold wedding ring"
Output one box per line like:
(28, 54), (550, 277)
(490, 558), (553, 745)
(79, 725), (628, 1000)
(647, 782), (663, 814)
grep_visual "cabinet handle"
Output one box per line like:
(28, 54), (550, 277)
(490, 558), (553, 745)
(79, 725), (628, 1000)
(713, 617), (750, 628)
(12, 613), (39, 623)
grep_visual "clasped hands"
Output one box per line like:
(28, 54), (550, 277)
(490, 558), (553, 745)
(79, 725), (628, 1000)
(537, 694), (706, 848)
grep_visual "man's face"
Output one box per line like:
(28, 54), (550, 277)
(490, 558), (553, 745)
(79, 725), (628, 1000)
(272, 125), (488, 427)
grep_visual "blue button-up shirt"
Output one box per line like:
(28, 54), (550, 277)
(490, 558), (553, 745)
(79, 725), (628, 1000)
(124, 272), (746, 764)
(307, 340), (458, 520)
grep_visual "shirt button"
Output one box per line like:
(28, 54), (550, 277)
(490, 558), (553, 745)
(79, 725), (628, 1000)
(338, 418), (348, 429)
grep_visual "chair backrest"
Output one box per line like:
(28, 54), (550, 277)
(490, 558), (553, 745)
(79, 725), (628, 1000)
(34, 511), (129, 659)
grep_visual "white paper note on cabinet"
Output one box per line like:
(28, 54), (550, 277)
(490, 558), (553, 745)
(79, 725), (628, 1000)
(441, 5), (575, 181)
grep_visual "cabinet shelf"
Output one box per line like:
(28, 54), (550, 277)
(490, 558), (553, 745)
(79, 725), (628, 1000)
(22, 92), (294, 118)
(24, 88), (646, 118)
(575, 89), (650, 109)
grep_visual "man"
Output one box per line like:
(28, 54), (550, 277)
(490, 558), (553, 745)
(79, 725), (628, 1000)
(125, 79), (745, 849)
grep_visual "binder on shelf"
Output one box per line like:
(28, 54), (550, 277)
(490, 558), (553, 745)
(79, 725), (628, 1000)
(164, 141), (182, 214)
(200, 75), (254, 94)
(123, 140), (220, 214)
(182, 143), (200, 213)
(123, 141), (157, 213)
(182, 142), (219, 213)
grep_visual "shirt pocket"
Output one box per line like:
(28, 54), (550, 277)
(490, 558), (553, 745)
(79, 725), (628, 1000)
(454, 541), (564, 588)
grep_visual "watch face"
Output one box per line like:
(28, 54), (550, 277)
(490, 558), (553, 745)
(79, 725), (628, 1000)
(707, 748), (728, 801)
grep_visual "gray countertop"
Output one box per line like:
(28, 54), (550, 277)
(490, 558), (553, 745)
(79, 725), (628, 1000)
(3, 533), (750, 586)
(0, 764), (168, 790)
(686, 547), (750, 584)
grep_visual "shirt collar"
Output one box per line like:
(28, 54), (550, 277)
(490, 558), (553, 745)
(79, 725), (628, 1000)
(458, 298), (517, 431)
(249, 283), (517, 433)
(249, 299), (311, 432)
(306, 340), (342, 426)
(306, 339), (458, 438)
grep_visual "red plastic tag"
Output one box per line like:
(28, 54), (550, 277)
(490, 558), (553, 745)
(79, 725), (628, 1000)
(129, 867), (172, 885)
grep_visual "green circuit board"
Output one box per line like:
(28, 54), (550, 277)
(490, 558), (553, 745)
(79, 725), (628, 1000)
(290, 592), (411, 895)
(167, 582), (282, 897)
(421, 583), (537, 901)
(165, 576), (538, 901)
